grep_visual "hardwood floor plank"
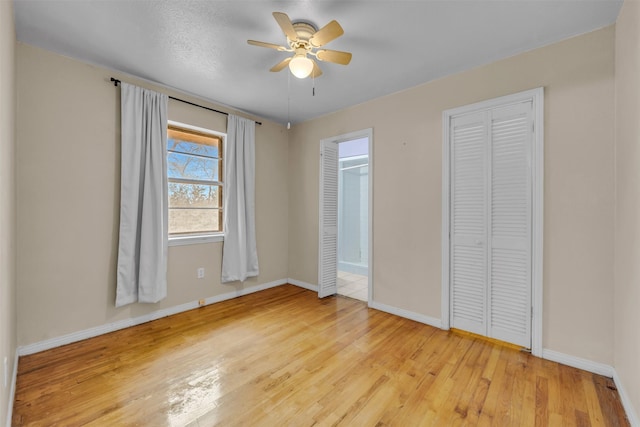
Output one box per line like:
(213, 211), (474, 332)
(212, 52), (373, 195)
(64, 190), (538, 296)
(494, 348), (518, 425)
(535, 375), (550, 427)
(12, 285), (629, 426)
(449, 340), (490, 423)
(593, 375), (630, 427)
(583, 372), (607, 426)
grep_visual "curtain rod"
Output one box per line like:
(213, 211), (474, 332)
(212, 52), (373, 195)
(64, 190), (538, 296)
(109, 78), (262, 126)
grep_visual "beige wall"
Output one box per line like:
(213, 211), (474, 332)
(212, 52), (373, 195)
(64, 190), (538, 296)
(614, 0), (640, 420)
(289, 27), (615, 364)
(15, 43), (289, 346)
(0, 0), (17, 423)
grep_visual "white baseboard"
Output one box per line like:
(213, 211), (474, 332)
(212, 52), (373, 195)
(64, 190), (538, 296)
(613, 369), (640, 427)
(288, 278), (318, 292)
(17, 279), (288, 357)
(369, 301), (443, 329)
(4, 348), (18, 427)
(541, 349), (614, 377)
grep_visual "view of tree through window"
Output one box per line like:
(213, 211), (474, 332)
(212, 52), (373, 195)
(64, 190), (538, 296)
(167, 125), (223, 235)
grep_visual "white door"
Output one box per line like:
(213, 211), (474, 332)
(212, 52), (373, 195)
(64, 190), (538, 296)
(450, 110), (489, 336)
(449, 100), (533, 348)
(318, 139), (339, 298)
(488, 102), (532, 347)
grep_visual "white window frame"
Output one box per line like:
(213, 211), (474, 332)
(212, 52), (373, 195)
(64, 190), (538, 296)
(441, 88), (544, 357)
(167, 120), (226, 246)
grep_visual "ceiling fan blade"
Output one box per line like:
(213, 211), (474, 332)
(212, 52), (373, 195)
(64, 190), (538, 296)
(273, 12), (298, 41)
(309, 20), (344, 47)
(270, 57), (292, 72)
(247, 40), (288, 51)
(311, 60), (323, 78)
(316, 49), (352, 65)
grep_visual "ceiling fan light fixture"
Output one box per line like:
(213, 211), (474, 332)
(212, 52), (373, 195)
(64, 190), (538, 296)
(248, 12), (350, 79)
(289, 54), (313, 78)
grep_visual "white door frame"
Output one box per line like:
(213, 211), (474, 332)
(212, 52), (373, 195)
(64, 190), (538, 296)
(441, 88), (544, 357)
(319, 128), (374, 304)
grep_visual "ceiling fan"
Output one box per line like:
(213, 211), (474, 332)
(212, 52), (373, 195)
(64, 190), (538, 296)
(248, 12), (352, 79)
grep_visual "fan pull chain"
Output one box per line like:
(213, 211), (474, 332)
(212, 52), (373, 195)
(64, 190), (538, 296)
(287, 71), (291, 129)
(312, 73), (315, 97)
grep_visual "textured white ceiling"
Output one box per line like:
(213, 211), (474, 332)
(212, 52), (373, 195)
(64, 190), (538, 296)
(14, 0), (622, 125)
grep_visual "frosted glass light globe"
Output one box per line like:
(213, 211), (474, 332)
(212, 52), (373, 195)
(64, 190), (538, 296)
(289, 55), (313, 79)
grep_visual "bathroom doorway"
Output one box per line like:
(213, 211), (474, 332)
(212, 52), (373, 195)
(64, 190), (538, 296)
(319, 129), (372, 302)
(336, 137), (369, 301)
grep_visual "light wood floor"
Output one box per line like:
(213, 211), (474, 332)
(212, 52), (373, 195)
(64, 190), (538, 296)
(13, 285), (628, 426)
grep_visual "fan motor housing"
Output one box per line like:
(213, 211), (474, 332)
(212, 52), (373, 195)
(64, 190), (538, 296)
(291, 21), (317, 43)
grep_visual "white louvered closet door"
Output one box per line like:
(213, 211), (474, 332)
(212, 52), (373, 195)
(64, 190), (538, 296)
(450, 111), (489, 336)
(318, 140), (339, 298)
(450, 101), (533, 348)
(488, 102), (532, 347)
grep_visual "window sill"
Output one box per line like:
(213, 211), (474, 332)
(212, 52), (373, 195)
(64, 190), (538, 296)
(168, 233), (224, 246)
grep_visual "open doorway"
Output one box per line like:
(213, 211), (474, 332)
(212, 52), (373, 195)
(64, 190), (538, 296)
(337, 138), (369, 301)
(318, 129), (374, 304)
(318, 128), (372, 302)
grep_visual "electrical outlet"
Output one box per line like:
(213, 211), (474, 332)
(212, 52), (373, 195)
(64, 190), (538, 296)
(197, 267), (205, 279)
(3, 356), (8, 388)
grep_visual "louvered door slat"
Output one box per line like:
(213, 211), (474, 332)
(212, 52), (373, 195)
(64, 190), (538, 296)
(488, 102), (532, 347)
(319, 140), (339, 298)
(450, 112), (487, 335)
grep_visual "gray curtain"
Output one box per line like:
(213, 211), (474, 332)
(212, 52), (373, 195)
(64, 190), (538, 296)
(116, 83), (168, 307)
(221, 114), (259, 282)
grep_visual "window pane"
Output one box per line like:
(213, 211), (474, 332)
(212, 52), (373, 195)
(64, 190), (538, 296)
(169, 208), (220, 234)
(167, 123), (223, 237)
(167, 138), (219, 158)
(168, 183), (219, 208)
(167, 152), (219, 181)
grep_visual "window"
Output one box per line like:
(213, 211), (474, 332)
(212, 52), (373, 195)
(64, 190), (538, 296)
(167, 122), (224, 239)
